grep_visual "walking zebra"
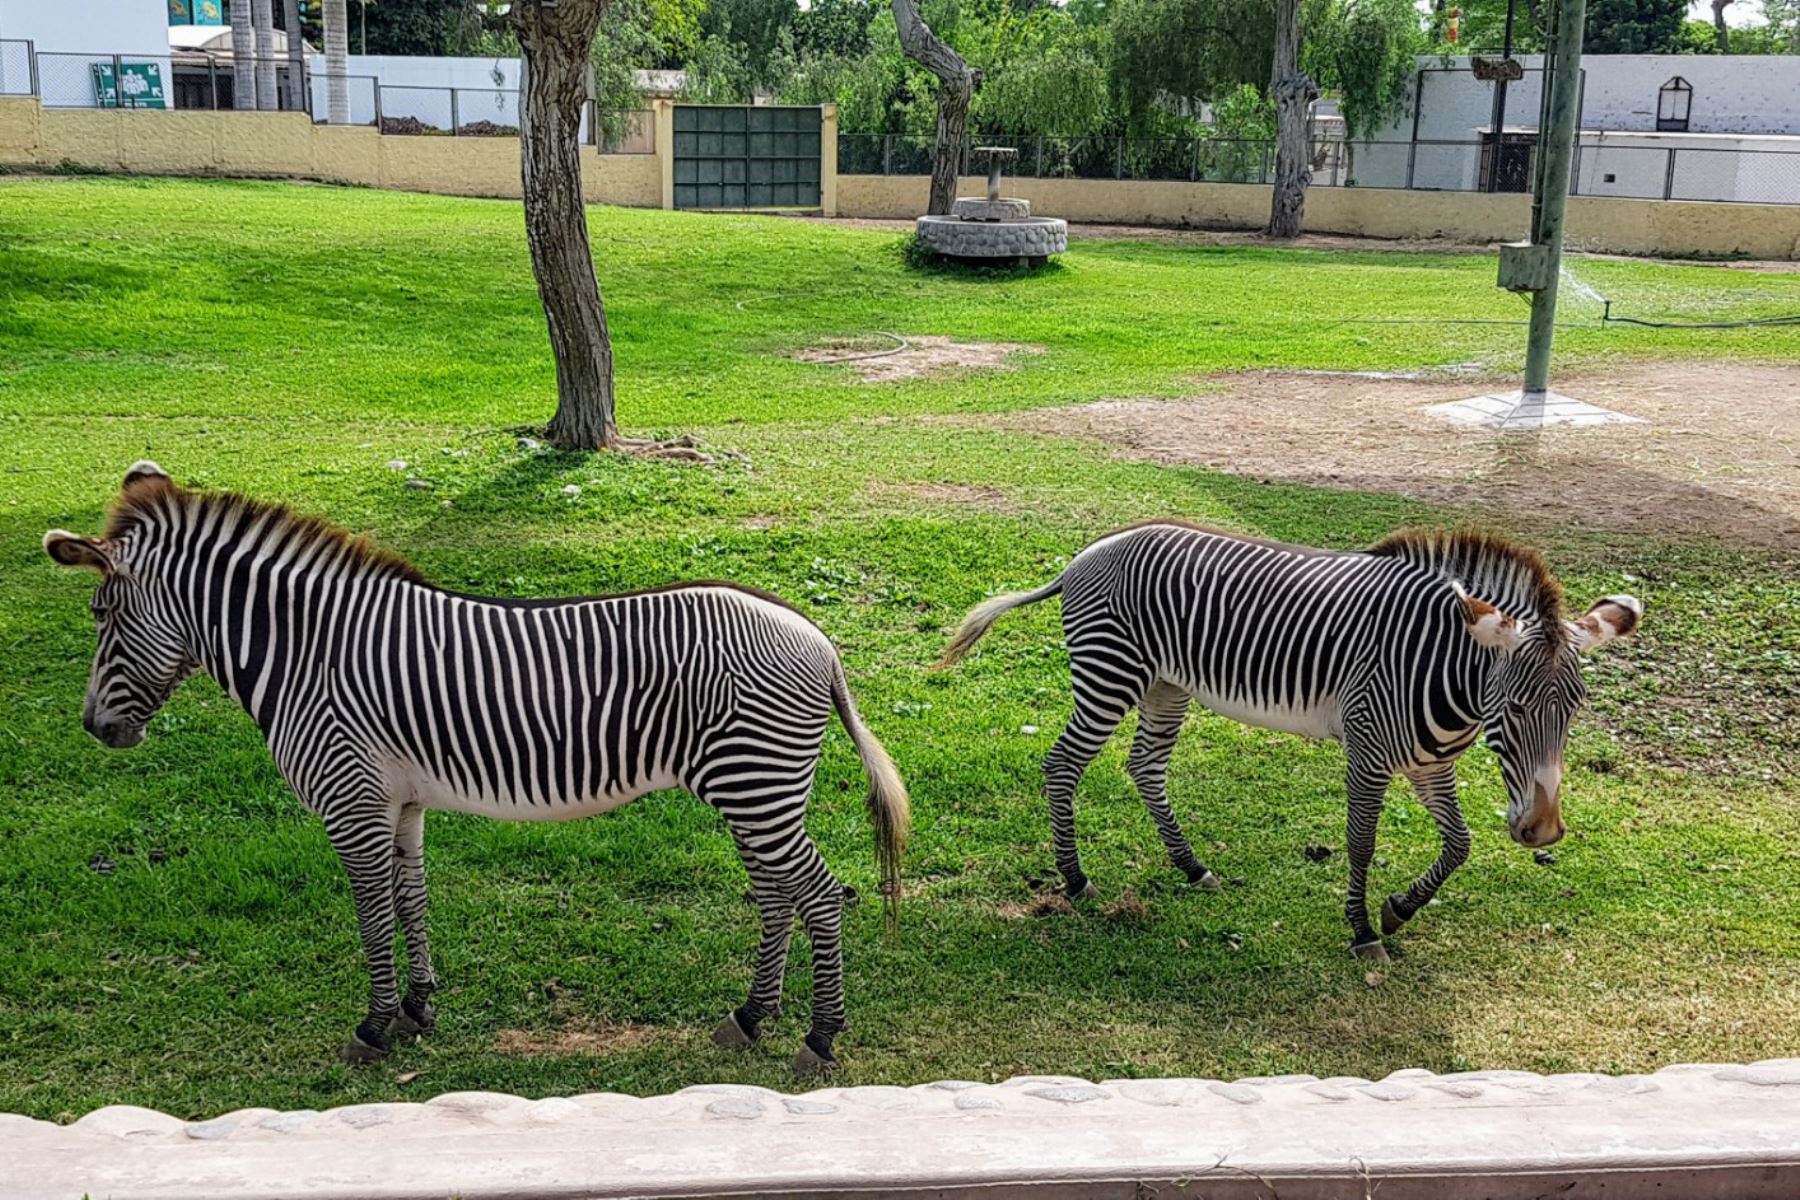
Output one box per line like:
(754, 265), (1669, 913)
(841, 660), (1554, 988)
(938, 521), (1641, 959)
(45, 463), (908, 1074)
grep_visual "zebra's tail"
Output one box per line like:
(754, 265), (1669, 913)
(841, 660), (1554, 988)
(831, 663), (911, 934)
(933, 577), (1065, 668)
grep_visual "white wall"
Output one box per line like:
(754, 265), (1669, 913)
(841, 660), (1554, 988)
(0, 0), (171, 100)
(308, 54), (561, 134)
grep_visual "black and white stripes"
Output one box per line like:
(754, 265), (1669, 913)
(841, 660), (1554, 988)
(46, 462), (908, 1074)
(939, 521), (1641, 959)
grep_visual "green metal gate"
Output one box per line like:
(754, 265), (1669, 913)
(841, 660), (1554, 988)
(673, 105), (822, 210)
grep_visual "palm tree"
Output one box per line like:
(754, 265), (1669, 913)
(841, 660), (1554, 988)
(229, 0), (256, 108)
(253, 0), (279, 109)
(325, 0), (350, 124)
(284, 0), (307, 113)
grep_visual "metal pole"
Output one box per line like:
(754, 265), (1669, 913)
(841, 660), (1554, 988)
(450, 86), (459, 135)
(1663, 147), (1676, 200)
(209, 56), (218, 109)
(112, 53), (124, 109)
(1521, 0), (1587, 397)
(1406, 70), (1424, 188)
(27, 40), (39, 98)
(1485, 0), (1517, 191)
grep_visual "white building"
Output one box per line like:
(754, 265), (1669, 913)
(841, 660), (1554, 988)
(1341, 55), (1800, 203)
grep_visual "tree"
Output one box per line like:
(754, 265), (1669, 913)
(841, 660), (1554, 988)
(283, 0), (307, 112)
(792, 0), (880, 59)
(1111, 0), (1277, 133)
(893, 0), (978, 215)
(1675, 18), (1722, 51)
(253, 0), (280, 109)
(1710, 0), (1733, 49)
(229, 0), (256, 109)
(1583, 0), (1684, 52)
(1266, 0), (1318, 237)
(700, 0), (800, 90)
(509, 0), (620, 451)
(324, 0), (351, 123)
(358, 0), (488, 54)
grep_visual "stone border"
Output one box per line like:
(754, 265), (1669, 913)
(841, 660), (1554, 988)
(6, 1062), (1800, 1199)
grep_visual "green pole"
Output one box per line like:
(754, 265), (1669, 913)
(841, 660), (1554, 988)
(1521, 0), (1587, 396)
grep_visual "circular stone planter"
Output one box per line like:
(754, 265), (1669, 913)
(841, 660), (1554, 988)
(916, 214), (1068, 266)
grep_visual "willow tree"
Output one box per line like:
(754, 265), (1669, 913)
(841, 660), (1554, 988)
(510, 0), (702, 456)
(892, 0), (975, 216)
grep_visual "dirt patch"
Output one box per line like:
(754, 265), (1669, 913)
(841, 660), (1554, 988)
(987, 363), (1800, 551)
(493, 1020), (658, 1057)
(997, 893), (1077, 919)
(793, 335), (1043, 383)
(1102, 891), (1151, 923)
(876, 482), (1019, 513)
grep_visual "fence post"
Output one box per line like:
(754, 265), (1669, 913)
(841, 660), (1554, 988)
(112, 53), (124, 109)
(1260, 141), (1271, 184)
(373, 82), (383, 130)
(1115, 135), (1124, 179)
(450, 88), (459, 135)
(208, 57), (219, 110)
(1190, 138), (1199, 182)
(882, 133), (891, 175)
(1663, 146), (1676, 200)
(1406, 70), (1424, 189)
(1570, 142), (1581, 195)
(26, 39), (38, 98)
(1035, 135), (1043, 179)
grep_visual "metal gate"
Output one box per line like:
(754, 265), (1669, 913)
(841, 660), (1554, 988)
(673, 105), (822, 210)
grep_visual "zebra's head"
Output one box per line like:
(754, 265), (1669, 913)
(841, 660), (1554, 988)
(1462, 590), (1643, 849)
(44, 462), (199, 750)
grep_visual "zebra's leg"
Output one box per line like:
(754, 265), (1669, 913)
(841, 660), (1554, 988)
(391, 803), (437, 1038)
(1343, 756), (1393, 962)
(712, 832), (795, 1049)
(1043, 649), (1149, 901)
(1126, 682), (1217, 889)
(784, 837), (850, 1076)
(325, 803), (405, 1063)
(1381, 761), (1470, 935)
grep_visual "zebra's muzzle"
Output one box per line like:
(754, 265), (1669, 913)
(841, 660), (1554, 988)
(85, 713), (144, 749)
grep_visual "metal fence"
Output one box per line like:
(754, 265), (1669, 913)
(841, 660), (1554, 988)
(0, 39), (34, 96)
(838, 132), (1800, 205)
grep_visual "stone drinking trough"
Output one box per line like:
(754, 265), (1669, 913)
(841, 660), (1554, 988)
(916, 146), (1068, 267)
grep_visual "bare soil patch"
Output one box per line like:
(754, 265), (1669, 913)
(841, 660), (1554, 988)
(493, 1020), (658, 1057)
(988, 362), (1800, 551)
(792, 335), (1043, 384)
(877, 481), (1018, 513)
(997, 893), (1077, 919)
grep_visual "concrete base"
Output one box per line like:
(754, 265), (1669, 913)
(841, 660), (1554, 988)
(1426, 389), (1647, 430)
(6, 1063), (1800, 1199)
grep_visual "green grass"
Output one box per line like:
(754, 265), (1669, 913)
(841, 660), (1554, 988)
(1, 176), (1796, 1122)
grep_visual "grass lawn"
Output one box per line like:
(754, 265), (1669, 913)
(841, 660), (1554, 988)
(1, 176), (1796, 1122)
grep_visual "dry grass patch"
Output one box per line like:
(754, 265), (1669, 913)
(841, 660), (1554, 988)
(792, 335), (1044, 383)
(997, 893), (1078, 919)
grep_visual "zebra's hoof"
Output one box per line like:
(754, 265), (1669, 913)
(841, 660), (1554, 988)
(1192, 870), (1223, 892)
(712, 1012), (756, 1049)
(394, 998), (436, 1039)
(1350, 939), (1391, 964)
(340, 1034), (390, 1065)
(1066, 879), (1099, 902)
(1380, 895), (1412, 936)
(793, 1034), (838, 1077)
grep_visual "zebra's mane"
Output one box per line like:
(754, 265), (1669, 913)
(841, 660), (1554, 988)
(1367, 528), (1566, 639)
(105, 475), (429, 586)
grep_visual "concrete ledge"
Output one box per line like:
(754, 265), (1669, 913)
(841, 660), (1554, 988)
(6, 1062), (1800, 1199)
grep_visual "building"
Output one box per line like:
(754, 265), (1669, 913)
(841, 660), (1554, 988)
(1341, 55), (1800, 203)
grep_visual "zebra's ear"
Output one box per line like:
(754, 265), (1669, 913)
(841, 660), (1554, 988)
(123, 460), (169, 491)
(44, 530), (113, 574)
(1571, 594), (1642, 653)
(1456, 587), (1524, 652)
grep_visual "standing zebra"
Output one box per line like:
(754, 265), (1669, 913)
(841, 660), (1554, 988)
(938, 521), (1641, 959)
(44, 463), (908, 1074)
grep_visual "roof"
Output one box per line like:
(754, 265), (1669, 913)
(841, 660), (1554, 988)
(169, 26), (309, 55)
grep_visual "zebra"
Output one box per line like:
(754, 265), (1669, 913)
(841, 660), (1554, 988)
(44, 462), (909, 1075)
(937, 521), (1641, 960)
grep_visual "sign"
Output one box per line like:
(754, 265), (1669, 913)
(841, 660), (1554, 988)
(169, 0), (223, 23)
(91, 62), (169, 110)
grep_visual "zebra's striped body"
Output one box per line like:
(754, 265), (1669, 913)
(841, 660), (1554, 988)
(940, 521), (1640, 957)
(46, 464), (908, 1073)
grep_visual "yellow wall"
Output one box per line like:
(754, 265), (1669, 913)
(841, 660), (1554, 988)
(0, 97), (660, 209)
(4, 97), (1793, 259)
(837, 172), (1800, 260)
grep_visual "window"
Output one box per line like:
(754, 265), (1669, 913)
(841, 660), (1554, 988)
(1657, 77), (1692, 133)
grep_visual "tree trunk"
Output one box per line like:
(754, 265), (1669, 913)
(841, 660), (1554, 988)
(283, 0), (307, 114)
(893, 0), (975, 216)
(230, 0), (257, 110)
(324, 0), (349, 124)
(513, 0), (618, 452)
(1266, 0), (1318, 239)
(1711, 0), (1732, 50)
(253, 0), (279, 110)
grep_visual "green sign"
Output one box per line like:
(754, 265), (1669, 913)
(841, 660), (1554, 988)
(91, 62), (169, 110)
